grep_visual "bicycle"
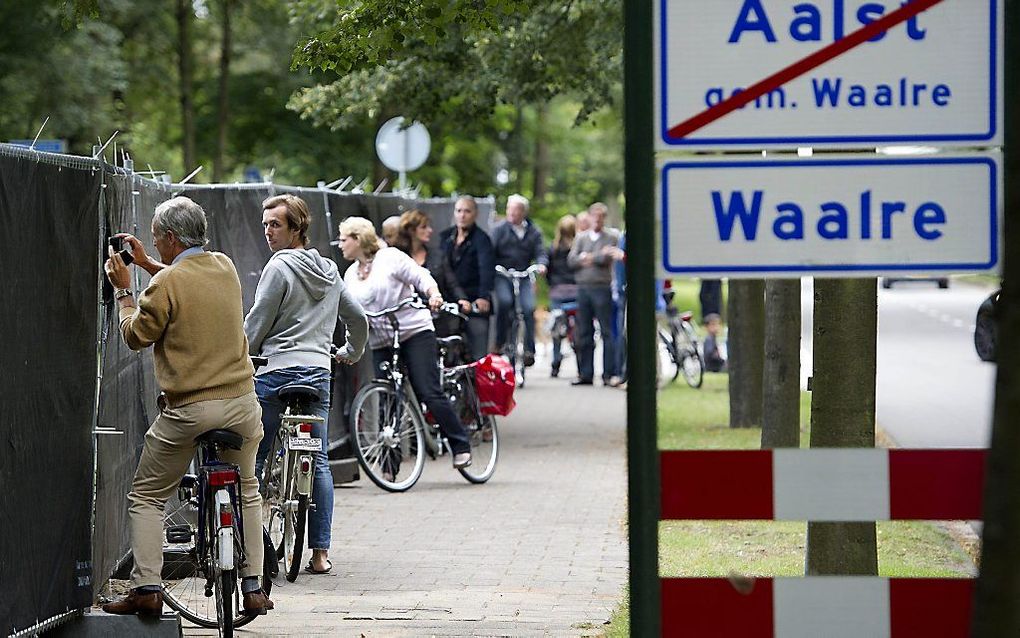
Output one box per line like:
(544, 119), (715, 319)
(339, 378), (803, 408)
(260, 383), (324, 583)
(495, 264), (542, 388)
(546, 300), (578, 376)
(658, 290), (704, 389)
(160, 367), (275, 636)
(349, 297), (499, 492)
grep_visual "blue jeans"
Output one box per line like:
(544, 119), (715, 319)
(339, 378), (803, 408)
(494, 275), (536, 355)
(255, 366), (334, 551)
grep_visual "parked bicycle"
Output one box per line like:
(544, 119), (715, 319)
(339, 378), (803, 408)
(349, 297), (499, 492)
(259, 383), (324, 582)
(161, 359), (274, 637)
(658, 290), (704, 389)
(495, 264), (543, 387)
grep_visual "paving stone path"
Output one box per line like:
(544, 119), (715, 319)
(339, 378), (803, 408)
(185, 351), (629, 637)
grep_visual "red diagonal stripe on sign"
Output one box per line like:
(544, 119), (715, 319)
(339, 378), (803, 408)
(667, 0), (946, 140)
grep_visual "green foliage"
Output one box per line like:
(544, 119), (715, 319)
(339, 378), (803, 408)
(2, 0), (626, 214)
(0, 3), (127, 154)
(291, 0), (622, 127)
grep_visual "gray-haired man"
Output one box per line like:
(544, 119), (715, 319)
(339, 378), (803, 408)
(102, 196), (273, 616)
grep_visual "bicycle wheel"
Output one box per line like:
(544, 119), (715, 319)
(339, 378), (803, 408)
(284, 494), (307, 582)
(459, 415), (499, 484)
(350, 381), (425, 492)
(215, 566), (234, 638)
(163, 492), (271, 629)
(261, 433), (287, 566)
(677, 323), (704, 389)
(656, 329), (679, 389)
(512, 318), (526, 388)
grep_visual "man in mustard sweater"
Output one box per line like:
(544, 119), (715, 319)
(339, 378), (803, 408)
(102, 196), (273, 617)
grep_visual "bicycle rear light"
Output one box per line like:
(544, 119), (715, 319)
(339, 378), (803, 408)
(219, 507), (233, 528)
(208, 469), (237, 486)
(681, 311), (693, 321)
(300, 458), (312, 474)
(299, 422), (313, 434)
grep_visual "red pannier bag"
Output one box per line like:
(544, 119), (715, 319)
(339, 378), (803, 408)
(474, 354), (516, 416)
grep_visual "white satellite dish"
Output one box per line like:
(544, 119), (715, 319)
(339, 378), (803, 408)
(375, 116), (430, 192)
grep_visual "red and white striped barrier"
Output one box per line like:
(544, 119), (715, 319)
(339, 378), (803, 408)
(660, 449), (985, 521)
(661, 577), (974, 638)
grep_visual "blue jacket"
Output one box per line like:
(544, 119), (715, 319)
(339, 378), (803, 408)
(439, 224), (495, 301)
(490, 220), (548, 272)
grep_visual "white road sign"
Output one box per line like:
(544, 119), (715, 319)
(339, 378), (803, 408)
(655, 0), (1002, 150)
(657, 154), (1000, 277)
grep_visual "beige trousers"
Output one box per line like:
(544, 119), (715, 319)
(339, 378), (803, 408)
(129, 391), (264, 587)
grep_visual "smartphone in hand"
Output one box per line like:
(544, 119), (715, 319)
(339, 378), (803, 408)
(109, 236), (135, 266)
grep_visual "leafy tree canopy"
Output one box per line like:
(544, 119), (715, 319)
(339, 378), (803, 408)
(289, 0), (622, 129)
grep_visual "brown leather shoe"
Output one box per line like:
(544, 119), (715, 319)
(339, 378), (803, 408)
(242, 589), (274, 616)
(102, 589), (163, 617)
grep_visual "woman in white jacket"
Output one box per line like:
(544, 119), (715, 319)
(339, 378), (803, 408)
(337, 216), (472, 470)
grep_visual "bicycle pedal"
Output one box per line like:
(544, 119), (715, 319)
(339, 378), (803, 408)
(165, 524), (193, 543)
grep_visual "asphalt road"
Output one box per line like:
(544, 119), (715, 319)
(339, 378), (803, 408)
(800, 278), (998, 448)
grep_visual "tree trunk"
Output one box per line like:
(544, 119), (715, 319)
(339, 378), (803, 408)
(761, 279), (801, 448)
(972, 1), (1020, 632)
(805, 278), (878, 575)
(727, 279), (764, 429)
(176, 0), (196, 172)
(532, 103), (549, 203)
(212, 0), (232, 182)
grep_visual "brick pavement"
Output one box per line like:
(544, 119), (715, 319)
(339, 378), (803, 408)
(185, 350), (629, 637)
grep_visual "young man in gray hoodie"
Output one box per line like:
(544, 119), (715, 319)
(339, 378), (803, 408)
(244, 194), (368, 575)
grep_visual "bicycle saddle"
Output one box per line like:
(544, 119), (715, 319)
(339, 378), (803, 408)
(277, 383), (322, 404)
(437, 335), (463, 348)
(195, 429), (244, 451)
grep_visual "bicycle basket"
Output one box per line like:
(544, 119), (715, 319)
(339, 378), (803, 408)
(475, 354), (517, 416)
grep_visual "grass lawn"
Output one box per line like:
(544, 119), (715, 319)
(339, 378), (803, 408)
(601, 372), (976, 636)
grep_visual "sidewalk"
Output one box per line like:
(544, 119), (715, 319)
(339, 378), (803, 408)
(187, 351), (628, 636)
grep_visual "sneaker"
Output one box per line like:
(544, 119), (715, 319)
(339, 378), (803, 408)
(523, 352), (536, 367)
(550, 363), (560, 378)
(453, 452), (472, 468)
(606, 376), (624, 387)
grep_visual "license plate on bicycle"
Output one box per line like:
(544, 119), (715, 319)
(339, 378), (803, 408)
(287, 437), (321, 452)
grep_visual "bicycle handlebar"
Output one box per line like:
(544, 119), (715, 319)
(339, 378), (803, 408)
(364, 296), (426, 318)
(495, 264), (543, 279)
(437, 302), (468, 320)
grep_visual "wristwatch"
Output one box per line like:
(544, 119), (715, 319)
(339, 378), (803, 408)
(114, 287), (133, 300)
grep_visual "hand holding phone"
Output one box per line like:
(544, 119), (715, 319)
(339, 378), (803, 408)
(109, 236), (135, 266)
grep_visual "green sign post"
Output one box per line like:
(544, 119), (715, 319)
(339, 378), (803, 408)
(623, 0), (659, 634)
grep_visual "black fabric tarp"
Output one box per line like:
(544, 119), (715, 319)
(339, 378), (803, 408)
(91, 171), (167, 597)
(0, 150), (100, 634)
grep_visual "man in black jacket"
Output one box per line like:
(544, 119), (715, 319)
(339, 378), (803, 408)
(490, 194), (547, 365)
(440, 195), (495, 359)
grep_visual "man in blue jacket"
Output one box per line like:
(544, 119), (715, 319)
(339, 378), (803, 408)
(490, 194), (547, 366)
(439, 195), (495, 360)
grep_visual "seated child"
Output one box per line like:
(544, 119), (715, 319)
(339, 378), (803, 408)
(702, 313), (727, 372)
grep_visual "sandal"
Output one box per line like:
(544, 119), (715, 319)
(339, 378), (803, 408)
(304, 559), (332, 575)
